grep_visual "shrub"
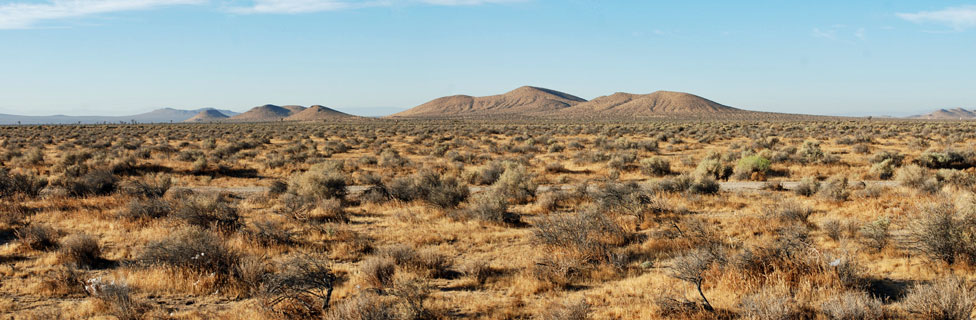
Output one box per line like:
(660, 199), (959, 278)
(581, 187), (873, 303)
(917, 150), (972, 169)
(669, 248), (723, 311)
(378, 149), (407, 168)
(390, 170), (470, 208)
(172, 194), (242, 232)
(60, 169), (118, 197)
(493, 162), (537, 204)
(651, 174), (719, 195)
(0, 169), (48, 198)
(902, 276), (975, 320)
(459, 191), (516, 224)
(469, 161), (505, 185)
(733, 155), (771, 180)
(86, 279), (146, 320)
(640, 157), (671, 176)
(121, 198), (171, 220)
(288, 162), (347, 201)
(821, 292), (883, 320)
(896, 164), (940, 193)
(688, 174), (720, 195)
(16, 224), (59, 251)
(871, 159), (896, 180)
(247, 220), (294, 246)
(59, 234), (101, 268)
(859, 216), (890, 252)
(120, 174), (171, 198)
(137, 227), (241, 276)
(937, 169), (976, 189)
(870, 150), (904, 166)
(39, 265), (85, 296)
(793, 177), (820, 196)
(538, 299), (591, 320)
(360, 256), (395, 289)
(739, 288), (798, 320)
(909, 202), (976, 265)
(325, 292), (397, 320)
(534, 211), (629, 263)
(764, 200), (813, 223)
(694, 158), (732, 180)
(260, 255), (339, 317)
(818, 175), (850, 202)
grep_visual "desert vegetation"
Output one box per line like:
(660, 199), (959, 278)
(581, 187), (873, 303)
(3, 119), (976, 318)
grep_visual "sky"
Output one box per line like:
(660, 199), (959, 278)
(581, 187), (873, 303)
(0, 0), (974, 117)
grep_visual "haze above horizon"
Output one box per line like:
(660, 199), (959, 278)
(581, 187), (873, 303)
(1, 0), (974, 117)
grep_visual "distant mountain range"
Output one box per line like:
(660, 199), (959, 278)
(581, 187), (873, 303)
(0, 108), (240, 125)
(1, 87), (970, 123)
(390, 86), (746, 118)
(910, 108), (976, 120)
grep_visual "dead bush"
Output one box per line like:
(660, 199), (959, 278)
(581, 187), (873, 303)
(902, 276), (975, 320)
(247, 220), (295, 246)
(120, 174), (171, 198)
(821, 291), (883, 320)
(669, 248), (724, 311)
(137, 227), (241, 278)
(0, 169), (48, 198)
(534, 211), (629, 263)
(260, 255), (339, 318)
(58, 234), (102, 268)
(908, 201), (976, 265)
(58, 169), (118, 197)
(361, 256), (396, 289)
(120, 197), (171, 220)
(16, 224), (60, 251)
(172, 194), (242, 232)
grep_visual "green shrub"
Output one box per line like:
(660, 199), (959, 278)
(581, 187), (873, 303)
(733, 155), (771, 180)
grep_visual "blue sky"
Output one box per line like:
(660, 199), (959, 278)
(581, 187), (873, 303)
(0, 0), (974, 116)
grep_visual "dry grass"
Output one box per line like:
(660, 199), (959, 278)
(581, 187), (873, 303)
(3, 119), (976, 318)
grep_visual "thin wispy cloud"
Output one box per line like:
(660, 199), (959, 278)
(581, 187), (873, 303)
(897, 5), (976, 31)
(230, 0), (524, 14)
(0, 0), (205, 29)
(0, 0), (524, 28)
(811, 25), (866, 42)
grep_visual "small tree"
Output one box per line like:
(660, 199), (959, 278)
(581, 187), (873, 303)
(669, 248), (723, 311)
